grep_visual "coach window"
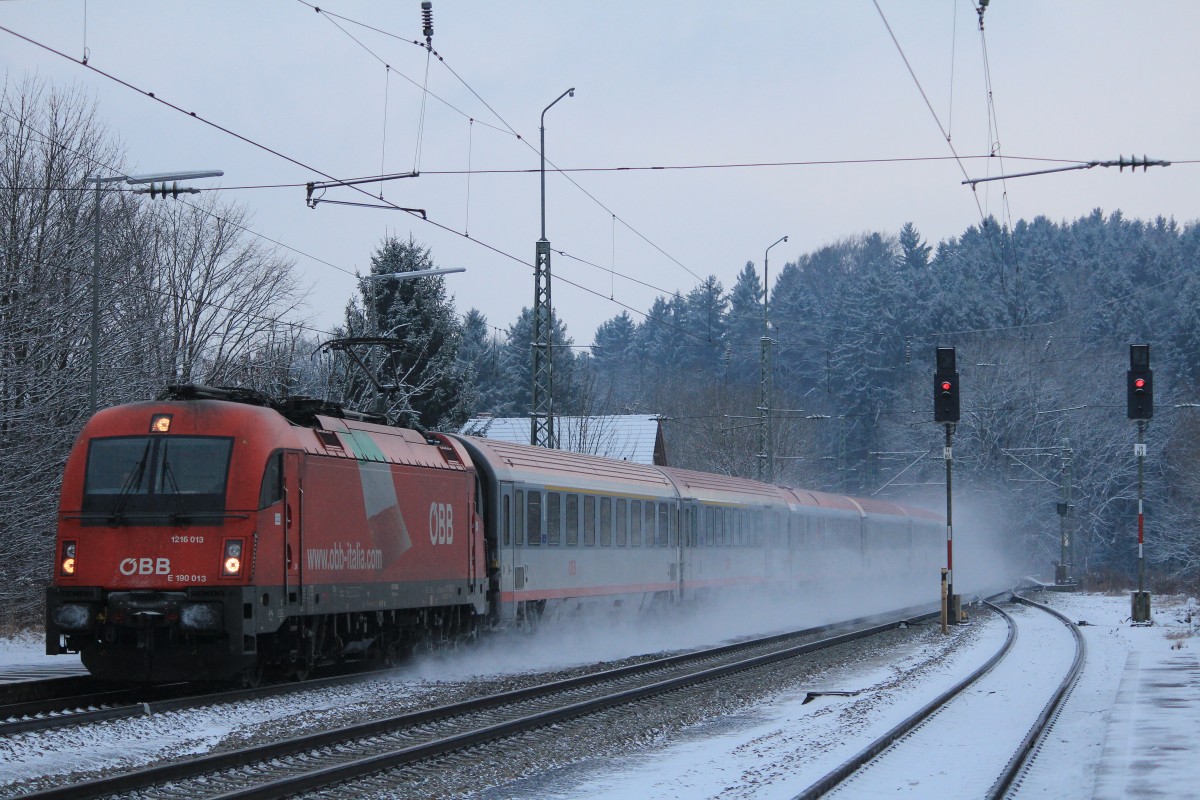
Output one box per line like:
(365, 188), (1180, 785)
(600, 497), (613, 546)
(648, 502), (661, 546)
(664, 504), (673, 547)
(514, 490), (525, 545)
(258, 452), (283, 509)
(630, 500), (642, 547)
(566, 494), (579, 546)
(609, 496), (619, 546)
(547, 492), (561, 546)
(527, 490), (542, 546)
(503, 495), (511, 546)
(583, 495), (596, 546)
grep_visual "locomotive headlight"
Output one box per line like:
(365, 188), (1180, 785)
(60, 540), (77, 576)
(221, 539), (245, 577)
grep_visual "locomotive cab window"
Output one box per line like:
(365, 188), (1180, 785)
(82, 435), (233, 524)
(258, 452), (283, 509)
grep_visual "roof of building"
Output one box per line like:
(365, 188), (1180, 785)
(459, 415), (665, 465)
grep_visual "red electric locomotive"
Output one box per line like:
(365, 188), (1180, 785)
(45, 385), (487, 683)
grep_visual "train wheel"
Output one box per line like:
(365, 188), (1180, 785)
(240, 662), (264, 689)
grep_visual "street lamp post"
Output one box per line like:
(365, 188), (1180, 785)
(531, 87), (575, 448)
(758, 235), (788, 483)
(86, 169), (223, 414)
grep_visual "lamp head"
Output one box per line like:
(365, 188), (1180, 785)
(568, 88), (575, 97)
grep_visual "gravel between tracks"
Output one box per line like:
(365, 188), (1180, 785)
(333, 617), (985, 800)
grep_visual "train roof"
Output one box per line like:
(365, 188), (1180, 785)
(657, 466), (792, 507)
(312, 416), (470, 473)
(452, 435), (676, 497)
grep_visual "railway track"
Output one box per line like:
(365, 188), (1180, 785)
(0, 667), (415, 738)
(795, 592), (1085, 799)
(10, 610), (937, 800)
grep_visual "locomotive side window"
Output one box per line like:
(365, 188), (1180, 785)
(583, 495), (596, 546)
(615, 499), (627, 546)
(514, 490), (524, 545)
(527, 491), (543, 545)
(547, 492), (561, 546)
(566, 494), (579, 546)
(83, 435), (232, 524)
(258, 452), (283, 509)
(600, 497), (612, 546)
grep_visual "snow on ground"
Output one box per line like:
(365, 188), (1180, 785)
(0, 631), (60, 668)
(4, 591), (1197, 798)
(1018, 592), (1200, 800)
(520, 609), (1009, 800)
(499, 593), (1200, 799)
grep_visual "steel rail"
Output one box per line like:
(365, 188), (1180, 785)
(1, 667), (402, 737)
(986, 592), (1087, 799)
(0, 675), (91, 707)
(793, 590), (1084, 800)
(793, 596), (1019, 800)
(17, 609), (937, 800)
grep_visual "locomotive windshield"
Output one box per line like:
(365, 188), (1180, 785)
(81, 436), (233, 524)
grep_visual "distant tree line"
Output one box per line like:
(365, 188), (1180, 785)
(5, 78), (1199, 629)
(458, 216), (1200, 591)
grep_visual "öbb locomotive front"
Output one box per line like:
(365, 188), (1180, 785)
(47, 385), (944, 684)
(46, 386), (486, 683)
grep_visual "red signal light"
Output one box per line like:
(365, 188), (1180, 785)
(940, 381), (952, 392)
(1134, 378), (1146, 389)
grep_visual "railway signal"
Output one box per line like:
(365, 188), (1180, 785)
(934, 348), (960, 423)
(1128, 344), (1152, 623)
(934, 347), (960, 630)
(1127, 344), (1153, 420)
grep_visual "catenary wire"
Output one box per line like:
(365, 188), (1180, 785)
(6, 23), (1195, 369)
(0, 23), (720, 349)
(294, 1), (706, 285)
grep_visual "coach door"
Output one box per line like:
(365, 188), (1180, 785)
(496, 483), (519, 621)
(283, 452), (303, 606)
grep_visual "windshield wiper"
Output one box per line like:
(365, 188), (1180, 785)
(110, 440), (152, 525)
(159, 442), (189, 522)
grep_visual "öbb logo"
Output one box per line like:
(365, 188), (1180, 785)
(429, 502), (454, 545)
(119, 557), (170, 576)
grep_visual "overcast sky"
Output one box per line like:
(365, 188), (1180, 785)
(3, 1), (1198, 346)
